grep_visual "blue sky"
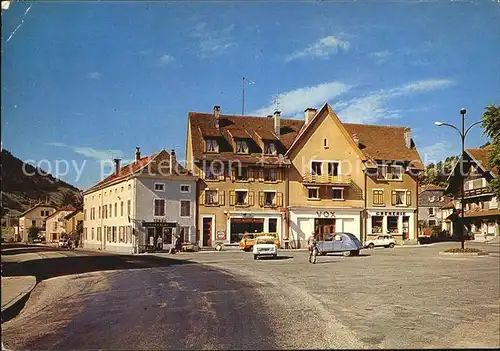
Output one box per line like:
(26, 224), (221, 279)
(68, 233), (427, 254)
(2, 1), (499, 189)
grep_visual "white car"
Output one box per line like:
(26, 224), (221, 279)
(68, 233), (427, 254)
(365, 234), (396, 249)
(253, 236), (278, 260)
(58, 239), (69, 248)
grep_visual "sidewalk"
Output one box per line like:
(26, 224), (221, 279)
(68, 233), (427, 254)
(1, 276), (36, 319)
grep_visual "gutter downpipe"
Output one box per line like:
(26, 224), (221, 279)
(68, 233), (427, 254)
(284, 165), (290, 248)
(364, 166), (367, 245)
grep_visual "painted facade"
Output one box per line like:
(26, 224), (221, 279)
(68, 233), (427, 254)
(17, 204), (57, 242)
(45, 206), (76, 242)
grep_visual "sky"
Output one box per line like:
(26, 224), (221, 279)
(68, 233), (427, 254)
(2, 1), (499, 190)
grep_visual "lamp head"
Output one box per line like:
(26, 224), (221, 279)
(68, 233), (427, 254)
(460, 108), (467, 115)
(434, 122), (444, 126)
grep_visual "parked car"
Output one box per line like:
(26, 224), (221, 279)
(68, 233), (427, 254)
(364, 234), (396, 249)
(315, 232), (363, 257)
(240, 232), (280, 251)
(58, 239), (69, 248)
(253, 236), (278, 260)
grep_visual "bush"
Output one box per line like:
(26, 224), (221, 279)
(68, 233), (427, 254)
(444, 247), (483, 253)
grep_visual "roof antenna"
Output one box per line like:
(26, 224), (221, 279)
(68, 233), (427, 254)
(242, 76), (255, 116)
(272, 94), (281, 112)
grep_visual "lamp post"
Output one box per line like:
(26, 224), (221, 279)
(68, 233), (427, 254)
(435, 108), (482, 250)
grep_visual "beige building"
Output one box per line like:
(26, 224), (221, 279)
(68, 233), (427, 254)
(17, 204), (57, 242)
(45, 205), (76, 242)
(64, 209), (84, 237)
(186, 104), (424, 247)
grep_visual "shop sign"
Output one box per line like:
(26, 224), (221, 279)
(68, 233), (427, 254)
(142, 221), (177, 228)
(375, 211), (406, 216)
(216, 230), (226, 240)
(316, 211), (336, 218)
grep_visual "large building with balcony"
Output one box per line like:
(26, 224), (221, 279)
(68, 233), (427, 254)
(446, 147), (499, 242)
(417, 184), (452, 233)
(186, 104), (423, 248)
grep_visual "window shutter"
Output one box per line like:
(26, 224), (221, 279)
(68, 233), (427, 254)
(277, 168), (283, 182)
(249, 168), (255, 182)
(277, 192), (283, 207)
(248, 191), (255, 206)
(391, 191), (397, 205)
(259, 191), (264, 207)
(406, 191), (411, 206)
(231, 167), (236, 181)
(259, 168), (264, 182)
(218, 168), (225, 181)
(229, 190), (235, 206)
(200, 191), (205, 205)
(219, 190), (225, 206)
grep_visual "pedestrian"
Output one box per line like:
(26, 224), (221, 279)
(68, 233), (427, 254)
(157, 236), (163, 251)
(175, 235), (182, 253)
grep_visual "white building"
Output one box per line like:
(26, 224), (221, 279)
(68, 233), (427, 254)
(45, 205), (77, 242)
(82, 148), (198, 254)
(17, 204), (57, 242)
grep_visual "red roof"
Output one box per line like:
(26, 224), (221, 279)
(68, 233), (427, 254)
(467, 147), (498, 176)
(441, 200), (455, 209)
(419, 184), (445, 194)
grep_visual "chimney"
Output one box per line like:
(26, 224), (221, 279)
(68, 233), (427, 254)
(170, 149), (176, 175)
(113, 158), (121, 175)
(267, 114), (273, 118)
(273, 110), (281, 137)
(352, 133), (360, 147)
(304, 108), (317, 124)
(135, 147), (141, 161)
(404, 127), (411, 148)
(213, 105), (221, 129)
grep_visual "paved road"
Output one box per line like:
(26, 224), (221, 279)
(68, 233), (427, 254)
(2, 242), (499, 349)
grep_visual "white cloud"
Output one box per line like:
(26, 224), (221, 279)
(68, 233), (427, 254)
(158, 54), (174, 66)
(191, 22), (236, 59)
(86, 72), (102, 81)
(419, 141), (457, 165)
(334, 78), (454, 124)
(286, 36), (350, 62)
(47, 142), (124, 162)
(368, 50), (391, 64)
(251, 82), (350, 117)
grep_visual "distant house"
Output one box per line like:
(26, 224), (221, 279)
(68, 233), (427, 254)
(446, 147), (499, 242)
(418, 184), (452, 232)
(45, 205), (77, 242)
(64, 209), (84, 239)
(440, 200), (456, 235)
(17, 204), (57, 242)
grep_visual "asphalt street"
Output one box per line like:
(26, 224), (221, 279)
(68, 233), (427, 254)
(1, 242), (499, 349)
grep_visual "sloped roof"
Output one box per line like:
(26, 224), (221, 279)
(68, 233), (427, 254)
(419, 184), (445, 194)
(18, 203), (57, 217)
(64, 209), (83, 220)
(467, 147), (498, 176)
(441, 200), (455, 209)
(343, 123), (424, 169)
(464, 208), (500, 218)
(45, 206), (76, 220)
(84, 150), (191, 194)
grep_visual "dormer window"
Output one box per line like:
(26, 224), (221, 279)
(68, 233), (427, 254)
(264, 142), (277, 155)
(206, 139), (218, 153)
(236, 140), (249, 154)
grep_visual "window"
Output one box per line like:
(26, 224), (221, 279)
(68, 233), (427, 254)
(180, 200), (191, 217)
(204, 165), (221, 180)
(332, 188), (344, 200)
(121, 187), (124, 192)
(109, 204), (112, 217)
(311, 161), (322, 176)
(180, 185), (191, 193)
(269, 218), (278, 233)
(53, 222), (58, 230)
(42, 220), (46, 229)
(429, 196), (435, 202)
(235, 190), (248, 205)
(112, 226), (117, 243)
(389, 165), (403, 180)
(308, 187), (319, 200)
(428, 207), (435, 215)
(154, 199), (166, 217)
(264, 192), (276, 206)
(128, 184), (131, 191)
(120, 201), (124, 216)
(154, 183), (165, 192)
(372, 216), (383, 233)
(127, 200), (131, 216)
(206, 139), (218, 153)
(180, 226), (190, 242)
(119, 226), (125, 243)
(40, 210), (44, 216)
(236, 167), (249, 181)
(324, 138), (329, 149)
(377, 165), (387, 180)
(98, 206), (101, 219)
(236, 140), (249, 154)
(392, 190), (409, 206)
(264, 168), (277, 182)
(264, 142), (277, 155)
(84, 228), (88, 240)
(97, 227), (102, 242)
(387, 216), (399, 233)
(373, 190), (384, 206)
(84, 209), (87, 220)
(91, 227), (95, 240)
(440, 196), (444, 202)
(106, 227), (111, 242)
(114, 203), (118, 217)
(428, 220), (437, 226)
(328, 162), (339, 177)
(205, 190), (219, 205)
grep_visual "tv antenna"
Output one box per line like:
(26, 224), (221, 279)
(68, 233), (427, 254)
(241, 76), (255, 116)
(272, 94), (281, 112)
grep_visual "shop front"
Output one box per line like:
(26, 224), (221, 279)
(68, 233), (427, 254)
(142, 221), (177, 251)
(289, 207), (363, 249)
(226, 212), (283, 245)
(366, 209), (416, 242)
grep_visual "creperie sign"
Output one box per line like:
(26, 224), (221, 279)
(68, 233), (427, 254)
(316, 211), (336, 218)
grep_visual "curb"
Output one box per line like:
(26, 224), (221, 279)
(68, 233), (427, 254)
(439, 251), (489, 256)
(1, 276), (36, 324)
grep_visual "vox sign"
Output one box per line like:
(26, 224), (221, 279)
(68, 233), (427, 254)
(316, 211), (336, 218)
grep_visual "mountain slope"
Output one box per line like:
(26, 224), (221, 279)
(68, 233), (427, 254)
(1, 149), (82, 217)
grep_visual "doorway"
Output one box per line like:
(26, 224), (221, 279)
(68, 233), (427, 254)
(314, 218), (336, 240)
(202, 217), (212, 247)
(230, 218), (264, 243)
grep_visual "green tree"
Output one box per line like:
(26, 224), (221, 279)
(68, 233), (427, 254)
(28, 225), (40, 241)
(481, 105), (500, 198)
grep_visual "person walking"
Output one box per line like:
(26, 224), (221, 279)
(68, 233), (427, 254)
(157, 235), (163, 251)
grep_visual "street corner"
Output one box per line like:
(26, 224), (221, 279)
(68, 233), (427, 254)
(1, 275), (36, 323)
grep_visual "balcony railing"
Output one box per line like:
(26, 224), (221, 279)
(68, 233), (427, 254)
(464, 186), (494, 198)
(302, 173), (351, 186)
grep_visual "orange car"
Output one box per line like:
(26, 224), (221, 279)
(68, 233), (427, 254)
(240, 232), (280, 251)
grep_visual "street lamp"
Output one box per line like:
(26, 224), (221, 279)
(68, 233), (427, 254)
(435, 108), (482, 250)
